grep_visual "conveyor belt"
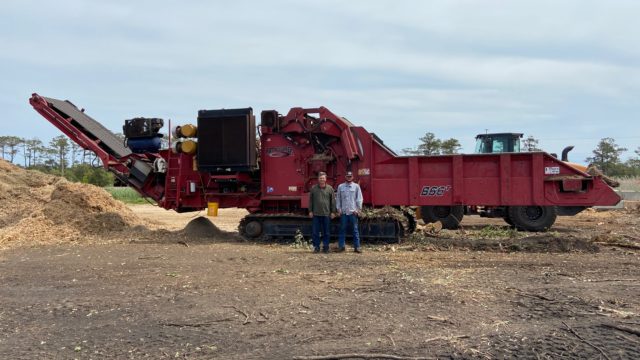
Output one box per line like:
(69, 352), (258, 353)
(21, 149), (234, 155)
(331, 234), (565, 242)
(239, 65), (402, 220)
(44, 97), (132, 159)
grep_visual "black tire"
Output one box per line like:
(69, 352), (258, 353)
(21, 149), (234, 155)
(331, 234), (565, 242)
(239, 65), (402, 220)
(503, 213), (514, 227)
(420, 205), (464, 229)
(507, 206), (557, 232)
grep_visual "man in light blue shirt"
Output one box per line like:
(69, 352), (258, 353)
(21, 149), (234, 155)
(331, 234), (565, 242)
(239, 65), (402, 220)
(336, 171), (363, 253)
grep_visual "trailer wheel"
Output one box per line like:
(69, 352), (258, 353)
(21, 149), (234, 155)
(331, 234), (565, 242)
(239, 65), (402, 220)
(503, 213), (514, 227)
(244, 220), (263, 238)
(420, 206), (464, 229)
(507, 206), (557, 232)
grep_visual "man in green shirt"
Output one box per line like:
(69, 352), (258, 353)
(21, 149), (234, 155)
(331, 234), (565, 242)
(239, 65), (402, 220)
(308, 172), (337, 253)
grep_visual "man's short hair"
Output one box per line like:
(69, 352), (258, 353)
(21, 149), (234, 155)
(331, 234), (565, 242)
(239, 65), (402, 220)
(318, 171), (327, 177)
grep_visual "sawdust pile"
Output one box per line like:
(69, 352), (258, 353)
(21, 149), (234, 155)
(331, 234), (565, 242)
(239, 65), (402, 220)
(180, 216), (234, 241)
(182, 217), (224, 237)
(624, 201), (640, 214)
(0, 160), (146, 248)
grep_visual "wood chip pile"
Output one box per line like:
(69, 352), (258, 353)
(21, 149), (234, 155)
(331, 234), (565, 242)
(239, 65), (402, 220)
(0, 160), (146, 248)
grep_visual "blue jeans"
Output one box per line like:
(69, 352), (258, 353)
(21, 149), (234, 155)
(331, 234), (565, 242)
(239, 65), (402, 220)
(312, 216), (330, 250)
(339, 213), (360, 249)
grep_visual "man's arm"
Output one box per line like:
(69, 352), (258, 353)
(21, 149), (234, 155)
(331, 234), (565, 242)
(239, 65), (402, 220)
(335, 184), (342, 214)
(308, 187), (314, 217)
(355, 184), (363, 211)
(330, 186), (337, 214)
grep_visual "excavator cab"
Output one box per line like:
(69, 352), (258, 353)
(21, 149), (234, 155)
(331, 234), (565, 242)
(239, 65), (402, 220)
(475, 133), (523, 154)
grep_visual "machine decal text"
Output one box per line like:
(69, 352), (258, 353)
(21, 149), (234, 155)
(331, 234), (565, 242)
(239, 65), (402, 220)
(266, 146), (293, 158)
(420, 185), (451, 197)
(545, 166), (560, 175)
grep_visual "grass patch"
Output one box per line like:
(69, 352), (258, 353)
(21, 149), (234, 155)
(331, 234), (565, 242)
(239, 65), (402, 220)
(614, 176), (640, 192)
(104, 186), (150, 204)
(478, 225), (520, 239)
(291, 229), (312, 249)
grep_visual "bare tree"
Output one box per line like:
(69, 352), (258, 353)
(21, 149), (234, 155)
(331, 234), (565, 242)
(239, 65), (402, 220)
(627, 147), (640, 169)
(0, 136), (6, 160)
(49, 135), (70, 175)
(70, 142), (81, 165)
(20, 138), (28, 167)
(522, 135), (542, 152)
(23, 138), (43, 167)
(5, 136), (22, 164)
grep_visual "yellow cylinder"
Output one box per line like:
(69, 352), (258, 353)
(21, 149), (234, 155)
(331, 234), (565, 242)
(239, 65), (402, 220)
(179, 124), (197, 138)
(180, 140), (197, 155)
(207, 202), (219, 217)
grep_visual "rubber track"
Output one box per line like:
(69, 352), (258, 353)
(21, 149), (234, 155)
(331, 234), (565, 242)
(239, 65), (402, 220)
(238, 209), (416, 243)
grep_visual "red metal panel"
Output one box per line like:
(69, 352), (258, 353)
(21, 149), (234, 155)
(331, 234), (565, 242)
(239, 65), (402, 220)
(463, 177), (500, 205)
(562, 179), (583, 192)
(371, 179), (409, 205)
(408, 157), (419, 203)
(510, 178), (534, 205)
(452, 155), (464, 204)
(532, 154), (544, 205)
(499, 154), (511, 205)
(368, 149), (619, 207)
(339, 129), (358, 160)
(261, 134), (304, 196)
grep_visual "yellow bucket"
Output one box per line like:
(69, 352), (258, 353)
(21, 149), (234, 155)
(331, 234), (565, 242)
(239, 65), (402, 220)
(207, 202), (219, 217)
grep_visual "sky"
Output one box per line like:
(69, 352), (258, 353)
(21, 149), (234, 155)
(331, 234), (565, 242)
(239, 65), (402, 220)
(1, 0), (639, 164)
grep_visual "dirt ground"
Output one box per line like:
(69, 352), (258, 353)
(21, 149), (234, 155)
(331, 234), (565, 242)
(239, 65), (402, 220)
(1, 204), (640, 359)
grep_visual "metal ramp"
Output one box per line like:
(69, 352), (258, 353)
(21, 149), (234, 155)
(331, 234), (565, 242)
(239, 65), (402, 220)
(42, 96), (132, 159)
(31, 94), (154, 187)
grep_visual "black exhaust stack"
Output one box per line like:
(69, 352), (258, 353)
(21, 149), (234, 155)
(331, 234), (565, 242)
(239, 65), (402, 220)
(561, 146), (574, 162)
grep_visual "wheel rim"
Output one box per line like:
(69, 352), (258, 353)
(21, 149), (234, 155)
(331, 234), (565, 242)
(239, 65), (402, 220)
(433, 206), (451, 218)
(245, 221), (262, 237)
(523, 206), (544, 221)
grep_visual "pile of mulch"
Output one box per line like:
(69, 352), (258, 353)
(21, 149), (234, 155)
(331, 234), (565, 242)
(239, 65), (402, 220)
(181, 217), (227, 238)
(0, 160), (146, 248)
(405, 226), (599, 253)
(173, 217), (238, 244)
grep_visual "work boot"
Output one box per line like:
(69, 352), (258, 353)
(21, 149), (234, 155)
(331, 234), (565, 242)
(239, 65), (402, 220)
(313, 247), (320, 253)
(354, 247), (362, 254)
(322, 247), (330, 254)
(337, 247), (346, 253)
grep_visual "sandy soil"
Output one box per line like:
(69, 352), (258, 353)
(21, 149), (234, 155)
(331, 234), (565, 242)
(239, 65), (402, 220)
(1, 204), (639, 359)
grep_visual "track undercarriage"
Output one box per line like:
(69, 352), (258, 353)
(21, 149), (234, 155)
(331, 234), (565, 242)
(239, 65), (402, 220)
(239, 207), (416, 243)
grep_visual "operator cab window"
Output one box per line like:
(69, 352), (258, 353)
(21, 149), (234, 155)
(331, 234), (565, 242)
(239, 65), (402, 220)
(512, 137), (521, 152)
(492, 139), (505, 153)
(475, 138), (489, 153)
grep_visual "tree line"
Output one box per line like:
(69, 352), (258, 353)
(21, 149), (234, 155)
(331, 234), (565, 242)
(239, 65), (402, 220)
(403, 132), (640, 177)
(0, 135), (113, 186)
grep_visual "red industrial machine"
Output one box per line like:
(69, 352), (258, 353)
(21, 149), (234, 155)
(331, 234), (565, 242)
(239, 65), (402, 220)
(30, 94), (621, 241)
